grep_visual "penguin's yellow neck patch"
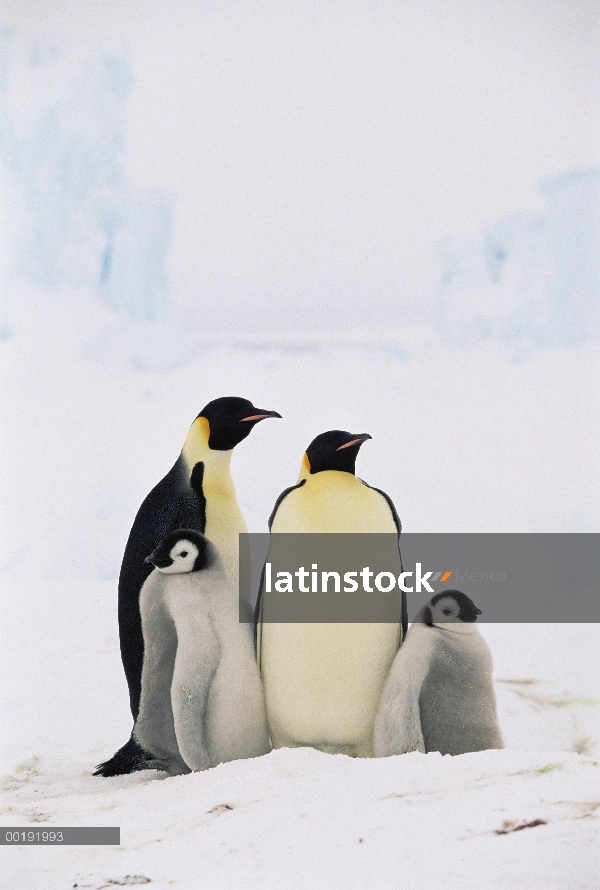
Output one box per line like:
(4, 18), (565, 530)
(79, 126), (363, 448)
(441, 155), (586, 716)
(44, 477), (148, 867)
(298, 452), (311, 481)
(182, 416), (211, 468)
(181, 417), (233, 479)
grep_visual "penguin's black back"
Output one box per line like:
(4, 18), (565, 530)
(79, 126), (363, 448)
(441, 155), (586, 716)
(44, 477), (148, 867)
(117, 457), (206, 718)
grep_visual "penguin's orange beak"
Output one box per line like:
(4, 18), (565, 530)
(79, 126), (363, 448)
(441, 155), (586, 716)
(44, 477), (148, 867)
(240, 410), (282, 422)
(336, 433), (372, 451)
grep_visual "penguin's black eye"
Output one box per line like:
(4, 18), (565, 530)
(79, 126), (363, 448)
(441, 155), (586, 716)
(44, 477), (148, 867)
(179, 551), (188, 558)
(443, 608), (452, 615)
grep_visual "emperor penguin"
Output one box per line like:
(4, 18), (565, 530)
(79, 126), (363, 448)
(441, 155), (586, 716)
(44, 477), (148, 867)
(256, 430), (406, 758)
(373, 590), (504, 757)
(134, 530), (271, 775)
(95, 396), (280, 776)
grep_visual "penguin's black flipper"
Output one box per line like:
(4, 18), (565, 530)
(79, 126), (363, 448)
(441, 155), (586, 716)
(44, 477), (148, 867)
(267, 479), (306, 530)
(256, 479), (307, 652)
(359, 479), (407, 640)
(253, 559), (267, 656)
(93, 735), (156, 777)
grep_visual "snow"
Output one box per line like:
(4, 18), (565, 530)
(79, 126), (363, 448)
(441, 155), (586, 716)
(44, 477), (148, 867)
(1, 284), (599, 889)
(1, 749), (598, 890)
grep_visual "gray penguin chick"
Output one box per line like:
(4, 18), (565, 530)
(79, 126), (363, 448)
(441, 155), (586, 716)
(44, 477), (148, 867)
(374, 590), (503, 757)
(134, 529), (271, 775)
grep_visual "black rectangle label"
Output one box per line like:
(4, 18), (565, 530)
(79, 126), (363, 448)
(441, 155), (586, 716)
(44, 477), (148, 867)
(0, 827), (120, 845)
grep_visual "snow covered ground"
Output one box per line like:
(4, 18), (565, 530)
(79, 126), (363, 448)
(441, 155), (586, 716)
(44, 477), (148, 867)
(1, 748), (598, 890)
(1, 284), (598, 889)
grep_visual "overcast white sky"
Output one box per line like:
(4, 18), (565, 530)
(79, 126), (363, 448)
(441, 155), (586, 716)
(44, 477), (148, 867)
(3, 0), (599, 330)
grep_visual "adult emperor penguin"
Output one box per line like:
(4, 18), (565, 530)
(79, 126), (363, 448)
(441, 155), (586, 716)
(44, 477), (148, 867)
(134, 530), (271, 775)
(95, 396), (280, 777)
(374, 590), (504, 756)
(256, 430), (406, 757)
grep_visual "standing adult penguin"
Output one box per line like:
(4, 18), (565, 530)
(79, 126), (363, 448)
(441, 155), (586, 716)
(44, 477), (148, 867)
(256, 430), (406, 757)
(95, 396), (281, 777)
(373, 591), (504, 756)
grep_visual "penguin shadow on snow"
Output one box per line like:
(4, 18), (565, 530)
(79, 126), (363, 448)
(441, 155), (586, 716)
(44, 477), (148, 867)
(374, 590), (504, 757)
(133, 529), (271, 775)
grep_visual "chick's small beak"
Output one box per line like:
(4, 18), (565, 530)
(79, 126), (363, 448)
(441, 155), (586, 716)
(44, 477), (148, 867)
(146, 552), (172, 568)
(464, 606), (482, 622)
(336, 433), (372, 451)
(240, 409), (282, 422)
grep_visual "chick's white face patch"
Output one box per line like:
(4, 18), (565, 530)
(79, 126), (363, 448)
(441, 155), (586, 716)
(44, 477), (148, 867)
(430, 595), (479, 633)
(156, 540), (200, 574)
(430, 596), (461, 624)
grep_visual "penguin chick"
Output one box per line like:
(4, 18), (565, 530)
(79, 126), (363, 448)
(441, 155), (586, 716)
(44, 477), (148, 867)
(257, 430), (405, 758)
(374, 590), (503, 757)
(95, 396), (280, 777)
(133, 530), (271, 775)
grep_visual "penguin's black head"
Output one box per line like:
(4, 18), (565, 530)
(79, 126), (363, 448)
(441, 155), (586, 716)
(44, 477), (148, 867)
(198, 397), (281, 451)
(427, 590), (482, 624)
(304, 430), (372, 475)
(145, 529), (215, 574)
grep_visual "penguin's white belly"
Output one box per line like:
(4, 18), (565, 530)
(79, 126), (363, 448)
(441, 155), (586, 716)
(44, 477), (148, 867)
(262, 471), (401, 756)
(261, 622), (400, 755)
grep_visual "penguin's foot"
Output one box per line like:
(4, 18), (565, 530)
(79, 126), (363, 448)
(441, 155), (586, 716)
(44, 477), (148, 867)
(93, 736), (160, 777)
(137, 757), (171, 772)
